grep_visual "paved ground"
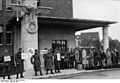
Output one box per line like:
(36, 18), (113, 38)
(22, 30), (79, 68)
(49, 68), (120, 79)
(1, 68), (120, 80)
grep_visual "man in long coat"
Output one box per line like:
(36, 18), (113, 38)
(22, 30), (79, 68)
(2, 49), (11, 79)
(93, 49), (98, 67)
(43, 50), (54, 74)
(31, 49), (43, 76)
(15, 48), (24, 79)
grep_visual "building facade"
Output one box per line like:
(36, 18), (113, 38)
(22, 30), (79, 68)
(0, 0), (116, 70)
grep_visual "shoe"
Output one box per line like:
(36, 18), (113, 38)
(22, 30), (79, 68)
(51, 72), (54, 74)
(40, 74), (43, 76)
(58, 71), (61, 73)
(16, 77), (19, 79)
(20, 76), (24, 78)
(8, 77), (11, 79)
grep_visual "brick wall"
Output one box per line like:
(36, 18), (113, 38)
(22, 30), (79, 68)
(40, 0), (73, 18)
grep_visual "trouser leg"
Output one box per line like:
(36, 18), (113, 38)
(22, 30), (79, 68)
(20, 72), (24, 78)
(16, 73), (19, 79)
(35, 71), (37, 76)
(46, 69), (48, 74)
(3, 75), (5, 79)
(50, 69), (54, 74)
(8, 75), (11, 79)
(40, 71), (43, 76)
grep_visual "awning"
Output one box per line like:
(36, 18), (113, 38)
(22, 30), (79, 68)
(38, 16), (117, 31)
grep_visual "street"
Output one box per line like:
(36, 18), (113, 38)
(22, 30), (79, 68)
(47, 69), (120, 79)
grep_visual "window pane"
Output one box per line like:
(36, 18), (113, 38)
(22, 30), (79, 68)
(6, 33), (12, 44)
(6, 39), (12, 44)
(6, 26), (12, 32)
(6, 33), (12, 38)
(0, 33), (2, 44)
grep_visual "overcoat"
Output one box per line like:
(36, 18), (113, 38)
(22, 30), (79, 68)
(2, 53), (11, 76)
(82, 49), (88, 65)
(87, 50), (94, 66)
(31, 53), (41, 72)
(43, 53), (54, 70)
(106, 51), (112, 66)
(15, 52), (24, 73)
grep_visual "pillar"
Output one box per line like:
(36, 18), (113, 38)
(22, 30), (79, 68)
(21, 0), (38, 70)
(102, 25), (109, 52)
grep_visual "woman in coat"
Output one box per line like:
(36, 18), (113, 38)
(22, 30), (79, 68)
(82, 49), (87, 69)
(31, 49), (43, 76)
(106, 49), (112, 66)
(43, 50), (54, 74)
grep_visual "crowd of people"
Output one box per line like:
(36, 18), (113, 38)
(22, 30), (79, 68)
(42, 47), (120, 73)
(0, 47), (119, 79)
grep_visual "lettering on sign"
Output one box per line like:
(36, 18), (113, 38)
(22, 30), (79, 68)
(4, 56), (11, 62)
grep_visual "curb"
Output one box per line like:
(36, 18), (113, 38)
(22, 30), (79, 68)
(32, 68), (120, 79)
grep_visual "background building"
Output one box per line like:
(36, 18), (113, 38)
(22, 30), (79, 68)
(79, 32), (101, 49)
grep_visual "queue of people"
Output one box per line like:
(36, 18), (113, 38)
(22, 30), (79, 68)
(42, 47), (119, 72)
(0, 47), (119, 79)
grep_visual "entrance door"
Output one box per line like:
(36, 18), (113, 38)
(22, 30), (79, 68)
(52, 40), (67, 52)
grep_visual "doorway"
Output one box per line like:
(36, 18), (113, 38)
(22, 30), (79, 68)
(52, 40), (67, 52)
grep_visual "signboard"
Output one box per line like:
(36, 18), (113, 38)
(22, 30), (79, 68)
(57, 53), (61, 61)
(40, 50), (48, 55)
(4, 56), (11, 62)
(22, 53), (28, 59)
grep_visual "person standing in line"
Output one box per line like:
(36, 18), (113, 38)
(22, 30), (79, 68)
(2, 49), (11, 79)
(114, 49), (119, 65)
(111, 50), (117, 65)
(69, 49), (75, 69)
(43, 49), (54, 74)
(15, 48), (24, 79)
(106, 49), (112, 66)
(88, 49), (94, 67)
(93, 49), (98, 67)
(60, 49), (65, 69)
(54, 49), (61, 73)
(82, 49), (87, 69)
(31, 49), (43, 76)
(74, 48), (80, 69)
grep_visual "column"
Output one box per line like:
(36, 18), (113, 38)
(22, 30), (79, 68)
(102, 25), (109, 52)
(21, 0), (38, 70)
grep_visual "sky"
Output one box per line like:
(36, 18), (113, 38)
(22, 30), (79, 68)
(73, 0), (120, 41)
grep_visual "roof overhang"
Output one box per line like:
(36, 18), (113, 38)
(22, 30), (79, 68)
(38, 16), (117, 31)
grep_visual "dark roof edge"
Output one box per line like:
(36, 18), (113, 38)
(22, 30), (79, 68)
(38, 16), (117, 25)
